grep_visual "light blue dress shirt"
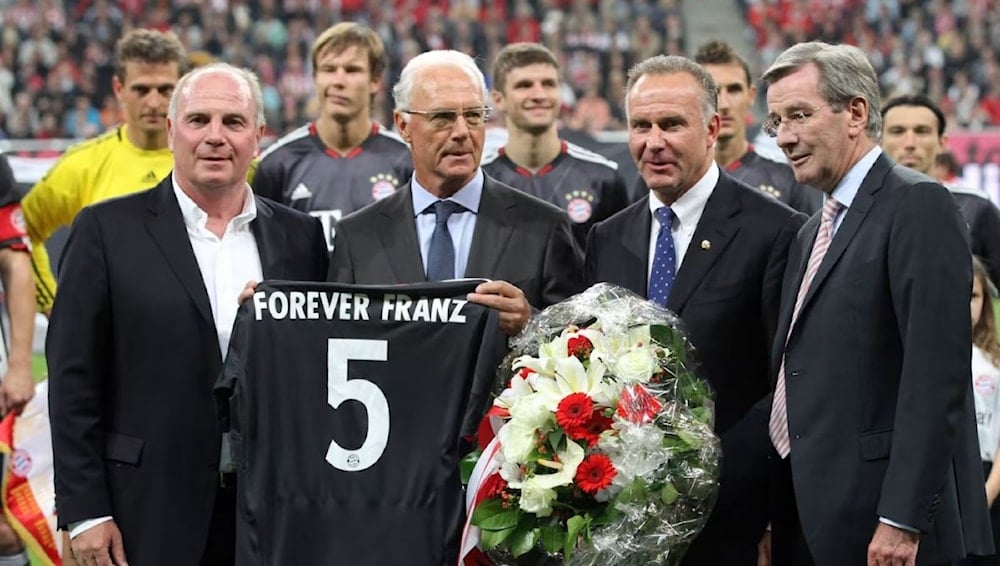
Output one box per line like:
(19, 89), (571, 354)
(410, 170), (484, 279)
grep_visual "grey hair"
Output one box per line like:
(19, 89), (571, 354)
(624, 55), (718, 125)
(392, 50), (489, 121)
(168, 62), (266, 127)
(761, 42), (881, 140)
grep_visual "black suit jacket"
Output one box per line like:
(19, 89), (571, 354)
(47, 177), (328, 566)
(586, 171), (804, 565)
(774, 154), (993, 564)
(328, 174), (584, 309)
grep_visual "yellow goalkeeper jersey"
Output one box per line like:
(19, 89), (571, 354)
(22, 125), (173, 312)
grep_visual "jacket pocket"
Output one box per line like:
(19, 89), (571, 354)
(859, 429), (892, 461)
(104, 432), (145, 466)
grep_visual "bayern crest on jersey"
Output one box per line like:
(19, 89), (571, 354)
(565, 189), (595, 223)
(370, 173), (399, 200)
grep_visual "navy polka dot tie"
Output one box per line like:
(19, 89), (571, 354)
(648, 206), (676, 307)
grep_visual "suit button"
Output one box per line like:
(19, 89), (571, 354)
(794, 434), (801, 439)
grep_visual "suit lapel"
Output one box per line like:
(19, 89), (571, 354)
(465, 177), (516, 278)
(379, 184), (427, 282)
(797, 155), (887, 313)
(617, 197), (653, 296)
(250, 196), (282, 278)
(666, 177), (740, 312)
(144, 177), (214, 325)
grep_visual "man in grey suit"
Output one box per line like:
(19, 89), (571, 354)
(328, 50), (583, 336)
(762, 41), (992, 565)
(585, 55), (805, 565)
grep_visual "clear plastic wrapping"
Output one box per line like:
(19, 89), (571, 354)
(467, 283), (721, 565)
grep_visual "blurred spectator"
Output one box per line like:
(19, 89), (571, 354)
(740, 0), (1000, 127)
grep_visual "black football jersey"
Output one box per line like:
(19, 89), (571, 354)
(725, 148), (823, 215)
(482, 141), (628, 247)
(251, 122), (413, 250)
(0, 154), (20, 208)
(217, 279), (506, 566)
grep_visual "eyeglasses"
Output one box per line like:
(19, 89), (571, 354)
(400, 107), (492, 130)
(762, 104), (839, 138)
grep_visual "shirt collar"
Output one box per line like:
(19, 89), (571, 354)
(172, 176), (258, 232)
(411, 169), (484, 217)
(829, 146), (882, 209)
(647, 161), (719, 225)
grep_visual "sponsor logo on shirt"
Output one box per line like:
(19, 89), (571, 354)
(370, 173), (399, 200)
(565, 189), (595, 223)
(290, 183), (314, 201)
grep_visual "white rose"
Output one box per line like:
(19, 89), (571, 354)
(614, 348), (658, 383)
(498, 421), (538, 463)
(508, 393), (552, 429)
(518, 484), (557, 516)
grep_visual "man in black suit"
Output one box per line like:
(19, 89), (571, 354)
(328, 50), (583, 336)
(761, 41), (992, 565)
(584, 55), (805, 565)
(47, 63), (328, 566)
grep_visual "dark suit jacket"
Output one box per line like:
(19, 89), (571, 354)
(328, 174), (584, 309)
(774, 154), (993, 564)
(47, 177), (328, 566)
(585, 172), (804, 565)
(951, 188), (1000, 287)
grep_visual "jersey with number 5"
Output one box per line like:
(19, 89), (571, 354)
(217, 279), (505, 565)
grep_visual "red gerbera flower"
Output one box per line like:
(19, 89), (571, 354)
(556, 392), (594, 429)
(574, 453), (617, 494)
(565, 408), (613, 447)
(567, 335), (594, 359)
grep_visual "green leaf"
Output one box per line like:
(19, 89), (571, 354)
(460, 450), (481, 485)
(615, 477), (649, 505)
(538, 523), (566, 554)
(509, 522), (539, 557)
(480, 526), (516, 550)
(564, 514), (590, 558)
(660, 482), (680, 505)
(678, 429), (704, 450)
(471, 498), (520, 531)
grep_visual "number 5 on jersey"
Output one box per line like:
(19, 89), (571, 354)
(326, 338), (389, 472)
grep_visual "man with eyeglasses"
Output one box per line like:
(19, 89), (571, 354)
(760, 42), (991, 565)
(584, 54), (805, 566)
(328, 49), (584, 337)
(481, 43), (629, 248)
(251, 22), (413, 250)
(694, 40), (822, 215)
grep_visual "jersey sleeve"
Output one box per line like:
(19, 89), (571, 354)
(0, 154), (20, 207)
(250, 155), (287, 203)
(21, 154), (88, 313)
(0, 203), (29, 251)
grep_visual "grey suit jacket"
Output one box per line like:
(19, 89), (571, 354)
(328, 174), (584, 310)
(774, 154), (993, 564)
(47, 177), (329, 566)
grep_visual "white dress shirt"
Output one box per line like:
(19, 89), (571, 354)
(646, 162), (720, 288)
(411, 169), (483, 279)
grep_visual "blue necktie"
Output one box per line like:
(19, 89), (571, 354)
(425, 200), (464, 280)
(648, 206), (676, 307)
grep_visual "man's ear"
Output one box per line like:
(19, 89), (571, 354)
(394, 112), (411, 144)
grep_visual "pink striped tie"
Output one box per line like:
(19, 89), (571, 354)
(769, 198), (842, 458)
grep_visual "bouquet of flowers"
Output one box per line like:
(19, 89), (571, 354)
(460, 283), (721, 565)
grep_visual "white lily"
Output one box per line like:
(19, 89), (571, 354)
(534, 356), (614, 410)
